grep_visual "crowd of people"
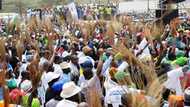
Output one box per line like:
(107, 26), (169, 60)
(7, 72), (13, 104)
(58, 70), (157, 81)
(0, 3), (190, 107)
(25, 4), (117, 21)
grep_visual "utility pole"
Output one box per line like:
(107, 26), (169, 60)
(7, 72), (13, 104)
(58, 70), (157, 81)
(0, 0), (2, 10)
(147, 0), (150, 12)
(16, 0), (23, 16)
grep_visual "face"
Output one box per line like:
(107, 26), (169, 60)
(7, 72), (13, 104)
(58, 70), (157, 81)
(71, 57), (78, 65)
(86, 51), (93, 57)
(62, 68), (71, 74)
(83, 68), (93, 80)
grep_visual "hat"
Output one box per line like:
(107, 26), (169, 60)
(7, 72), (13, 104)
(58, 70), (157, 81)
(101, 54), (107, 62)
(56, 99), (78, 107)
(88, 41), (94, 49)
(7, 79), (17, 89)
(8, 35), (13, 38)
(31, 98), (40, 107)
(176, 41), (186, 49)
(178, 28), (184, 33)
(114, 52), (123, 60)
(184, 87), (190, 106)
(176, 50), (185, 58)
(80, 59), (93, 69)
(51, 77), (70, 92)
(60, 62), (70, 70)
(20, 80), (32, 93)
(46, 72), (60, 83)
(136, 32), (142, 37)
(82, 46), (92, 54)
(109, 67), (117, 78)
(114, 71), (129, 81)
(60, 82), (81, 98)
(106, 47), (112, 53)
(9, 89), (24, 101)
(166, 36), (175, 46)
(175, 57), (188, 66)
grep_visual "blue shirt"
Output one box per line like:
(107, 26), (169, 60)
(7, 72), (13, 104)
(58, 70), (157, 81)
(0, 87), (3, 100)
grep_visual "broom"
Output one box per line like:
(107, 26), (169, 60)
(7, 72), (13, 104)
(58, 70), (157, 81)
(0, 39), (9, 107)
(112, 43), (159, 88)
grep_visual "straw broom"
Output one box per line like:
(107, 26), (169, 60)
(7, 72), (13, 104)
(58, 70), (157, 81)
(150, 22), (164, 40)
(27, 51), (42, 89)
(86, 87), (102, 107)
(47, 34), (54, 57)
(112, 44), (164, 107)
(7, 19), (15, 35)
(170, 18), (180, 36)
(43, 17), (53, 33)
(16, 38), (24, 61)
(27, 16), (38, 33)
(0, 39), (6, 60)
(112, 43), (156, 82)
(0, 69), (9, 107)
(106, 22), (115, 45)
(0, 39), (9, 107)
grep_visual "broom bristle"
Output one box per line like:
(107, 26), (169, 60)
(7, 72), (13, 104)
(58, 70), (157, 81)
(112, 43), (162, 107)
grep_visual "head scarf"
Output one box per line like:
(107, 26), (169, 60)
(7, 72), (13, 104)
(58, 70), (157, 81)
(7, 79), (17, 89)
(109, 67), (117, 79)
(114, 71), (129, 81)
(175, 57), (188, 66)
(114, 52), (123, 60)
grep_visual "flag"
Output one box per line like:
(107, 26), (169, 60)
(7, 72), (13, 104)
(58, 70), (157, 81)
(67, 2), (78, 21)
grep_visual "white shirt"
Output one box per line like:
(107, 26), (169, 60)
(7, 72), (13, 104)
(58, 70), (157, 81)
(38, 72), (48, 106)
(69, 62), (79, 76)
(105, 84), (140, 107)
(164, 67), (184, 95)
(117, 61), (129, 72)
(79, 74), (103, 105)
(135, 38), (151, 59)
(53, 64), (62, 75)
(56, 99), (78, 107)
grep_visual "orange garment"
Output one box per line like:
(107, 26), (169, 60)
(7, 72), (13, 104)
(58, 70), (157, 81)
(168, 95), (184, 107)
(0, 100), (15, 107)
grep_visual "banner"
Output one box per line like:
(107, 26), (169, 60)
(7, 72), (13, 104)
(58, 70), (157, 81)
(67, 2), (78, 21)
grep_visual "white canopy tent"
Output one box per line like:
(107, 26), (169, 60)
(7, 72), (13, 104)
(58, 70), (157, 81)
(118, 0), (159, 13)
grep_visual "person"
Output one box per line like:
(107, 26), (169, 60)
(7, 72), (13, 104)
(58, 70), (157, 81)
(105, 71), (139, 107)
(78, 56), (104, 107)
(164, 65), (190, 96)
(45, 72), (60, 104)
(114, 53), (129, 72)
(70, 55), (80, 84)
(28, 89), (41, 107)
(45, 83), (63, 107)
(59, 61), (71, 81)
(103, 67), (119, 107)
(38, 60), (50, 106)
(19, 73), (32, 107)
(78, 46), (95, 68)
(56, 82), (82, 107)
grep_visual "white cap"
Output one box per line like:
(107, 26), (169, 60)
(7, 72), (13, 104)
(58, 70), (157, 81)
(46, 72), (60, 83)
